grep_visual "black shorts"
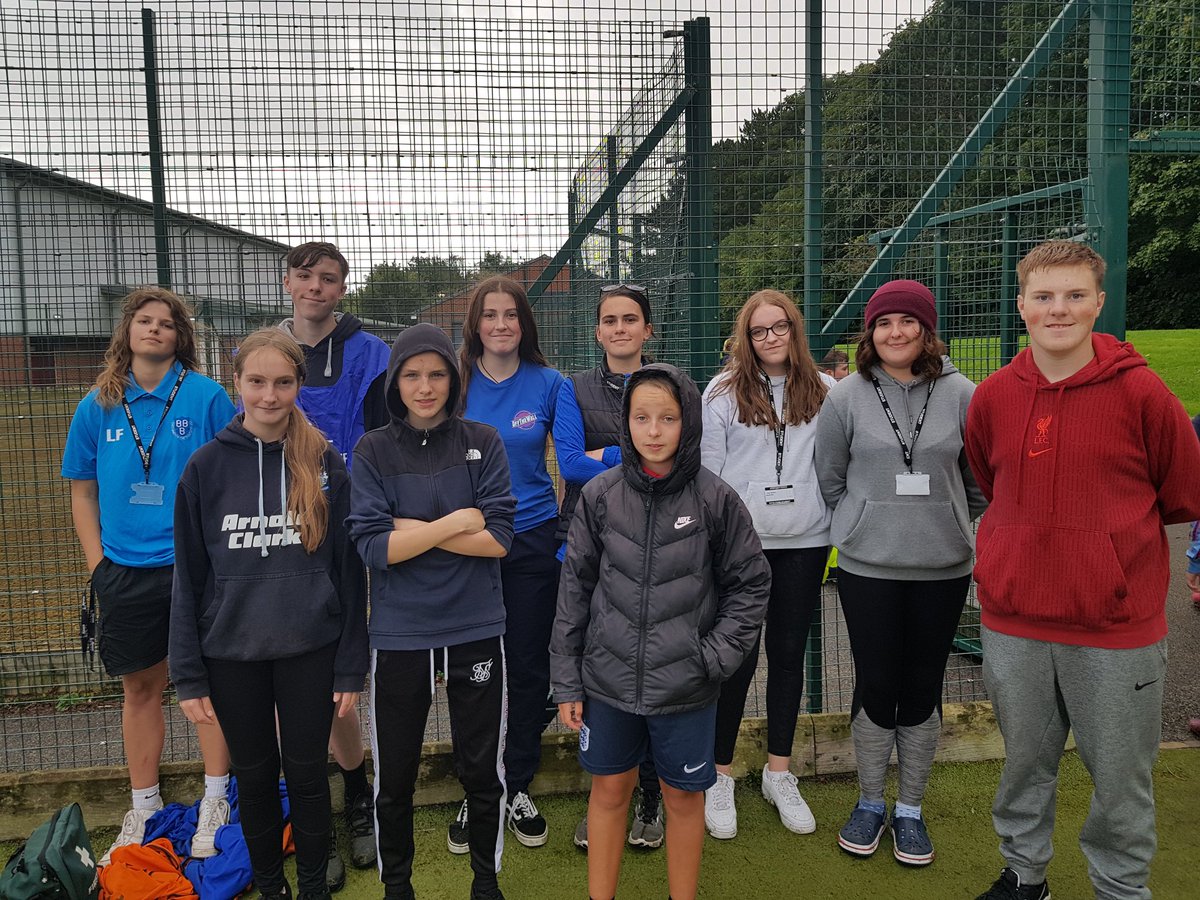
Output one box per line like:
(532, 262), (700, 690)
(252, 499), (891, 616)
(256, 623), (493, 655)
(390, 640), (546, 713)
(91, 558), (172, 677)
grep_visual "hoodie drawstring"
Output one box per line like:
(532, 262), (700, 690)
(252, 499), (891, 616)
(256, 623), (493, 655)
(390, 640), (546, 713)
(255, 437), (291, 557)
(324, 337), (333, 379)
(256, 439), (269, 558)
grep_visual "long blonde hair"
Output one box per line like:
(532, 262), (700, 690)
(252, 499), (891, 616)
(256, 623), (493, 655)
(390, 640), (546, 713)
(711, 290), (827, 426)
(95, 287), (199, 409)
(234, 329), (329, 553)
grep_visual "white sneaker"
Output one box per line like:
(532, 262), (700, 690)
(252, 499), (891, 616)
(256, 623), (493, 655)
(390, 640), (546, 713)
(191, 796), (231, 858)
(761, 765), (816, 834)
(99, 805), (161, 866)
(704, 772), (737, 839)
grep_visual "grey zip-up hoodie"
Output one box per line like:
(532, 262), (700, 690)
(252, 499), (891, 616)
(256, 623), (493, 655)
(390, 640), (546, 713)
(814, 358), (988, 580)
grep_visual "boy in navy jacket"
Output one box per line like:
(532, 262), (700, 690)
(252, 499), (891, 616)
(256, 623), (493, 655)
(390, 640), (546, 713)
(348, 323), (515, 900)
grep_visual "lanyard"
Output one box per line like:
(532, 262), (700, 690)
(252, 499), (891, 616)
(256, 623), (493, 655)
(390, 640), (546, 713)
(121, 369), (186, 483)
(870, 375), (933, 472)
(764, 376), (787, 485)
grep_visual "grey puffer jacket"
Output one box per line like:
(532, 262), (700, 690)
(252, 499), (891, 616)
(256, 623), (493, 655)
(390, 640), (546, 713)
(550, 363), (771, 716)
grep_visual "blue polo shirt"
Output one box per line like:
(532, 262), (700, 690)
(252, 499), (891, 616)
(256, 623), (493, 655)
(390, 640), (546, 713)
(464, 361), (564, 533)
(61, 362), (235, 568)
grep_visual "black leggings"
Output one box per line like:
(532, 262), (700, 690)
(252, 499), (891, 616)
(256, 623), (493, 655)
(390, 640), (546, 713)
(714, 546), (827, 763)
(837, 570), (971, 729)
(207, 642), (337, 896)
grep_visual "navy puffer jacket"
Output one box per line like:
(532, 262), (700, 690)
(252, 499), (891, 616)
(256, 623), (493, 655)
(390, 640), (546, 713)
(550, 363), (770, 715)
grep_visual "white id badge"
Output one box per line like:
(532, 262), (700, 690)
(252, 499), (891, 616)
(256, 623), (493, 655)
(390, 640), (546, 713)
(764, 484), (796, 505)
(895, 472), (930, 496)
(130, 481), (165, 506)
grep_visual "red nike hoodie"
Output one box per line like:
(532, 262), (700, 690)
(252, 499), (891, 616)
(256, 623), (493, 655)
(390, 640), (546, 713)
(965, 333), (1200, 649)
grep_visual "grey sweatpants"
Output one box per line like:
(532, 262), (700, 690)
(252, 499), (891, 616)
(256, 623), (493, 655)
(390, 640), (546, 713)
(982, 625), (1166, 900)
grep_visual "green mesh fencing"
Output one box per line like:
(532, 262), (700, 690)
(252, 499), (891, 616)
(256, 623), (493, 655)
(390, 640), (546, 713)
(1, 0), (1196, 772)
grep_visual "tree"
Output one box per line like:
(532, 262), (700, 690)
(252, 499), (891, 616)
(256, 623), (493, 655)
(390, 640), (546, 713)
(342, 256), (469, 323)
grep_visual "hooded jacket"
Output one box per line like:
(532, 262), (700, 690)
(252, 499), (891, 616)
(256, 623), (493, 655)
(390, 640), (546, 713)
(550, 363), (771, 715)
(169, 416), (368, 701)
(815, 357), (988, 580)
(966, 333), (1200, 649)
(347, 324), (516, 651)
(279, 312), (390, 464)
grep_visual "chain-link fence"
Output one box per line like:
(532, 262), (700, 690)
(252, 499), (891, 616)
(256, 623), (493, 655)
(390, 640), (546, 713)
(2, 0), (1195, 772)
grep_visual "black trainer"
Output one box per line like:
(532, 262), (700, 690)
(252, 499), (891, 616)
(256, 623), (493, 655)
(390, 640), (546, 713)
(506, 791), (548, 847)
(345, 793), (377, 868)
(976, 867), (1051, 900)
(469, 879), (505, 900)
(447, 798), (470, 855)
(324, 835), (346, 893)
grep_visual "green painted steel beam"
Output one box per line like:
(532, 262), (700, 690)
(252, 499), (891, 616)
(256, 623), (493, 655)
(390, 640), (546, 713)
(142, 8), (171, 288)
(1088, 0), (1132, 339)
(527, 83), (694, 305)
(803, 0), (824, 349)
(1001, 213), (1020, 363)
(812, 0), (1089, 356)
(1128, 132), (1200, 153)
(866, 179), (1089, 245)
(684, 17), (718, 384)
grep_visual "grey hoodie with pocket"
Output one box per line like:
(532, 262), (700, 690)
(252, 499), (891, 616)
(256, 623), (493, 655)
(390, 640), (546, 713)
(814, 358), (987, 581)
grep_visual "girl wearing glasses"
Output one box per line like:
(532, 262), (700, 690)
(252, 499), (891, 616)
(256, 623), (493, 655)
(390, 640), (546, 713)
(553, 283), (665, 851)
(815, 280), (986, 866)
(699, 289), (835, 840)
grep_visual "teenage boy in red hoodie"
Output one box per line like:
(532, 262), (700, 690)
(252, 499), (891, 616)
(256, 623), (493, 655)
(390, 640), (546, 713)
(965, 240), (1200, 900)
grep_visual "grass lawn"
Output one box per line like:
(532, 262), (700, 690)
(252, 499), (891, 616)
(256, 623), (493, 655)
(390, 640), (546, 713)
(37, 748), (1199, 900)
(1129, 328), (1200, 415)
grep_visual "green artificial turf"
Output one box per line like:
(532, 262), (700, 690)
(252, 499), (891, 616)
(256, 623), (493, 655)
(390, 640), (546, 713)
(1128, 328), (1200, 415)
(27, 748), (1196, 899)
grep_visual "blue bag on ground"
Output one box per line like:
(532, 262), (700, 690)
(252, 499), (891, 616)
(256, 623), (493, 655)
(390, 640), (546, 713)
(0, 802), (100, 899)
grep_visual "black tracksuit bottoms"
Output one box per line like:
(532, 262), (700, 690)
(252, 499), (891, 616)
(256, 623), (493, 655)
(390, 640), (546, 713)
(370, 635), (507, 893)
(207, 642), (337, 896)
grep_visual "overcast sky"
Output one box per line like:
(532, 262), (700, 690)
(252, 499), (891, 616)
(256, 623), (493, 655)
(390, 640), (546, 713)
(1, 0), (933, 282)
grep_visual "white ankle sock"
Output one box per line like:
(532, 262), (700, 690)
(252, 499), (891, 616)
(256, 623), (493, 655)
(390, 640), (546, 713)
(132, 784), (162, 811)
(204, 774), (230, 800)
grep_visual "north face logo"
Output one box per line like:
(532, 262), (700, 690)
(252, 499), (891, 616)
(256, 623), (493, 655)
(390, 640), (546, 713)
(466, 448), (482, 461)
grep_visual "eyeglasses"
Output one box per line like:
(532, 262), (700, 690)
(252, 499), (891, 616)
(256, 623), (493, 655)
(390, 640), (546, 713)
(601, 283), (648, 301)
(748, 320), (793, 342)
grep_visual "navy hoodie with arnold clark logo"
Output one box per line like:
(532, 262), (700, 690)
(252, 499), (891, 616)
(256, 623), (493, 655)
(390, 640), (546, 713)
(347, 324), (516, 651)
(169, 416), (368, 702)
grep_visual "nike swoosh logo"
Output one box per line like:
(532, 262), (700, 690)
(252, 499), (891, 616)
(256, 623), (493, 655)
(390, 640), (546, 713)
(1134, 679), (1159, 691)
(1027, 447), (1054, 458)
(683, 762), (706, 774)
(675, 516), (695, 529)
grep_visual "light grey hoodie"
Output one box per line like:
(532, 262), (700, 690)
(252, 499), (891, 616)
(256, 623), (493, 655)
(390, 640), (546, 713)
(701, 369), (836, 550)
(815, 358), (987, 580)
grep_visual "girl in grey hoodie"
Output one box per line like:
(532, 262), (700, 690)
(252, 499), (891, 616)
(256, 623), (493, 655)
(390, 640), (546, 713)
(700, 289), (835, 840)
(815, 280), (986, 868)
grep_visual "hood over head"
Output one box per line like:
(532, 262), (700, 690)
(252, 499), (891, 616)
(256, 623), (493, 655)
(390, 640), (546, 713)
(620, 363), (702, 495)
(384, 323), (461, 424)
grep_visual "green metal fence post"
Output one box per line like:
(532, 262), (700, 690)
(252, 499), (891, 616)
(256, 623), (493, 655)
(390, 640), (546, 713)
(1088, 0), (1132, 338)
(934, 226), (949, 333)
(1001, 213), (1019, 363)
(142, 7), (171, 288)
(803, 0), (824, 350)
(607, 135), (621, 282)
(684, 17), (717, 382)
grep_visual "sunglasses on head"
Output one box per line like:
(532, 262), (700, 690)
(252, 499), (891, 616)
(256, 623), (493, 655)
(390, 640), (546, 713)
(600, 283), (647, 300)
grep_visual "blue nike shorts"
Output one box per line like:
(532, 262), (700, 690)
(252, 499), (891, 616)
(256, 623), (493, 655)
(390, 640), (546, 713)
(578, 697), (717, 792)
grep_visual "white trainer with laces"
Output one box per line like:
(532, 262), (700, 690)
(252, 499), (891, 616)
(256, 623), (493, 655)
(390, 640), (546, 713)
(704, 772), (738, 839)
(192, 796), (231, 858)
(99, 805), (161, 867)
(761, 765), (817, 834)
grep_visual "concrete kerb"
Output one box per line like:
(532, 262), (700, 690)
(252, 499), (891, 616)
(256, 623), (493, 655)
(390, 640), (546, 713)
(1, 701), (1003, 841)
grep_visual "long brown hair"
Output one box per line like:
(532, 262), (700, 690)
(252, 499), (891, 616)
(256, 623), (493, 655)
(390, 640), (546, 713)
(94, 287), (199, 409)
(458, 276), (549, 398)
(234, 329), (330, 553)
(854, 325), (947, 381)
(710, 290), (827, 426)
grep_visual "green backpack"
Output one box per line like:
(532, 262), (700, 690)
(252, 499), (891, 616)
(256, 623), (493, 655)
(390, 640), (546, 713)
(0, 804), (100, 900)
